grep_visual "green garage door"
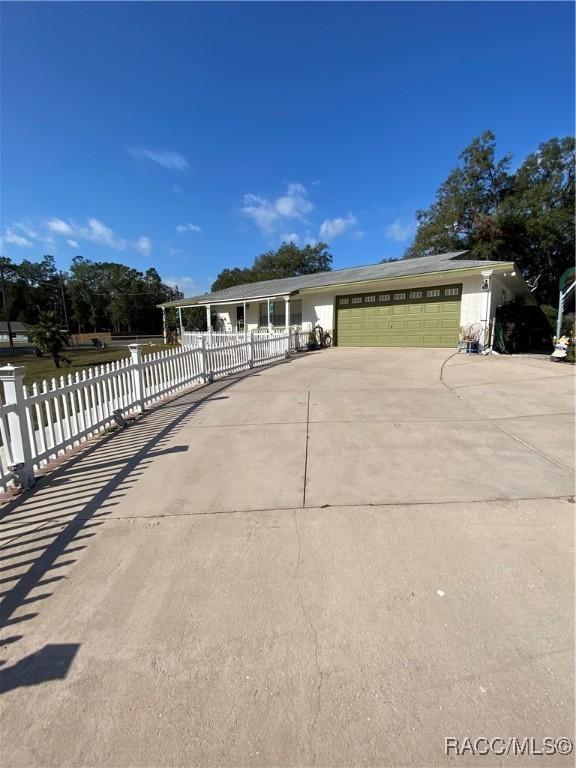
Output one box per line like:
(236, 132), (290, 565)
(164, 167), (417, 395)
(336, 284), (462, 347)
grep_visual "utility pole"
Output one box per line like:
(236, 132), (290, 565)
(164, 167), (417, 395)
(0, 259), (15, 357)
(59, 271), (69, 329)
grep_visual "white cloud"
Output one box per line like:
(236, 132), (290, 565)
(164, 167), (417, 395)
(319, 212), (357, 240)
(13, 221), (40, 239)
(163, 275), (205, 297)
(280, 233), (300, 245)
(46, 217), (75, 236)
(8, 221), (54, 246)
(385, 219), (412, 242)
(127, 146), (189, 171)
(176, 222), (202, 234)
(2, 228), (34, 247)
(353, 230), (365, 240)
(241, 182), (313, 234)
(82, 218), (125, 249)
(135, 236), (152, 256)
(44, 217), (151, 254)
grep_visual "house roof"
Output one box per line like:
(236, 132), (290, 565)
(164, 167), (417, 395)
(159, 251), (512, 308)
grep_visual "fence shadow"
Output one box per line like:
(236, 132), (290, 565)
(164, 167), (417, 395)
(0, 356), (299, 661)
(0, 642), (79, 693)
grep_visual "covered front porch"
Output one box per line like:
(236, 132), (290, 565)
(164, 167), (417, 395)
(165, 294), (308, 340)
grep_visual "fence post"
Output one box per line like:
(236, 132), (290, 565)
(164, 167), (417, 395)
(248, 331), (255, 367)
(200, 336), (213, 383)
(0, 365), (35, 488)
(128, 344), (145, 413)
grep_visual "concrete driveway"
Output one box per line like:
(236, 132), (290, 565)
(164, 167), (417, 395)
(1, 349), (574, 767)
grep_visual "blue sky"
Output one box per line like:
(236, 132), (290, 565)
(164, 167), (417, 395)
(1, 2), (574, 296)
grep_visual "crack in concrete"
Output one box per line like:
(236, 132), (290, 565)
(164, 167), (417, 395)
(302, 391), (311, 509)
(293, 509), (323, 766)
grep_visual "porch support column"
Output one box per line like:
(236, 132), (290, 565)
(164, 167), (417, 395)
(480, 270), (493, 350)
(161, 307), (167, 344)
(285, 296), (290, 331)
(243, 300), (247, 338)
(206, 304), (212, 346)
(267, 298), (271, 332)
(177, 307), (184, 341)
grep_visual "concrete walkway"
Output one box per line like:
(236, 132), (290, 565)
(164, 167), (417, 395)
(1, 349), (574, 767)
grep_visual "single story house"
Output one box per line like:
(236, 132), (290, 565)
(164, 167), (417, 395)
(0, 321), (30, 344)
(160, 251), (534, 348)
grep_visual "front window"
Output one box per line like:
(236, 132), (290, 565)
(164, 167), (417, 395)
(258, 299), (302, 327)
(289, 300), (302, 325)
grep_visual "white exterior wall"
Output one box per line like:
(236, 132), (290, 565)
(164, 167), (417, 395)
(301, 293), (335, 331)
(214, 307), (235, 332)
(459, 275), (486, 328)
(246, 302), (260, 330)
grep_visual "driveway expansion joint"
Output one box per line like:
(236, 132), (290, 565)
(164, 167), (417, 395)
(293, 509), (323, 766)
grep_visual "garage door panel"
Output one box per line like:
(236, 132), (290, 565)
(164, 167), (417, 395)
(337, 283), (461, 347)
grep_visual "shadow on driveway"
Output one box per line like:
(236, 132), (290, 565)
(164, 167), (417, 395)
(0, 357), (298, 666)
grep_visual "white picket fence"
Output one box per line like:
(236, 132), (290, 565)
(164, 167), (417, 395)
(0, 330), (310, 493)
(181, 328), (305, 349)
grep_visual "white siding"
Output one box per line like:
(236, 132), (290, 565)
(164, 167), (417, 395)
(210, 303), (257, 332)
(214, 308), (235, 332)
(301, 293), (335, 331)
(459, 275), (485, 328)
(246, 302), (260, 330)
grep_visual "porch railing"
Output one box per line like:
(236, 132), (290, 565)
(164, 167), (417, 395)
(0, 329), (310, 493)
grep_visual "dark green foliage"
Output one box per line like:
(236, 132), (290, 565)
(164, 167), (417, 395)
(1, 255), (64, 325)
(182, 306), (209, 332)
(212, 242), (332, 291)
(29, 311), (71, 368)
(405, 132), (575, 305)
(2, 255), (182, 335)
(66, 258), (181, 333)
(494, 298), (553, 354)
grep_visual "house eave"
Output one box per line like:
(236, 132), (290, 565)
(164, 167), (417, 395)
(158, 260), (518, 309)
(296, 262), (516, 295)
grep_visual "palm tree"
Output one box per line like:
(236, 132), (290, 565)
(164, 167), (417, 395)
(30, 311), (71, 368)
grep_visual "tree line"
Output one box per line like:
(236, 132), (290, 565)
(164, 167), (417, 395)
(0, 255), (182, 335)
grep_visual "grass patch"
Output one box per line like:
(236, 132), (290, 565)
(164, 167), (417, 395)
(0, 344), (178, 387)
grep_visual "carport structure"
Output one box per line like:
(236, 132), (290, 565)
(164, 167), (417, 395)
(0, 349), (574, 767)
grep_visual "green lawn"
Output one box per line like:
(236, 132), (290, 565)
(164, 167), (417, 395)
(0, 344), (177, 387)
